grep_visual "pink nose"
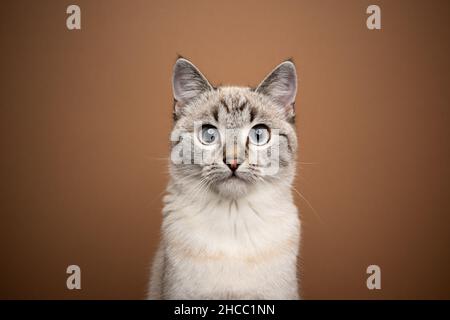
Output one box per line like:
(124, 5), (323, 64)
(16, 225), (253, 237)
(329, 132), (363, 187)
(227, 159), (239, 172)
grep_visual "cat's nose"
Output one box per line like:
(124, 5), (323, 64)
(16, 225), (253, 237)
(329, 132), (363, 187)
(225, 159), (240, 172)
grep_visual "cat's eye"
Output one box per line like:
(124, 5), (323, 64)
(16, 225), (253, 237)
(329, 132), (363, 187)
(199, 125), (219, 145)
(249, 124), (270, 146)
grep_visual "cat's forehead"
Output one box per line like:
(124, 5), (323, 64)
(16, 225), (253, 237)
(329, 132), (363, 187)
(216, 87), (251, 109)
(214, 87), (252, 128)
(204, 86), (272, 128)
(178, 85), (280, 131)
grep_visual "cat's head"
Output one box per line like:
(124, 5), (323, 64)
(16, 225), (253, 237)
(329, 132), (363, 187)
(169, 58), (298, 199)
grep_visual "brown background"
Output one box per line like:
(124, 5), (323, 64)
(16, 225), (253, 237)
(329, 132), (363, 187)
(1, 0), (449, 299)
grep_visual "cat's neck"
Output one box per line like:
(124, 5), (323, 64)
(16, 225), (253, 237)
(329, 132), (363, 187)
(162, 178), (299, 254)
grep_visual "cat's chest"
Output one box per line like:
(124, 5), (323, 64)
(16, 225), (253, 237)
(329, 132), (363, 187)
(163, 195), (299, 257)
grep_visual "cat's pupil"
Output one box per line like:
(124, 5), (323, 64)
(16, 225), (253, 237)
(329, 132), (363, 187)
(249, 125), (269, 145)
(255, 129), (263, 141)
(201, 126), (217, 144)
(206, 129), (215, 142)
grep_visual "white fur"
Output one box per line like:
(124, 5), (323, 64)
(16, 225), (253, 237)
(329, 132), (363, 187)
(148, 181), (300, 299)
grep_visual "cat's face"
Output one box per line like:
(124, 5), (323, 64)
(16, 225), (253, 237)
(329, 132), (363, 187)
(169, 58), (298, 199)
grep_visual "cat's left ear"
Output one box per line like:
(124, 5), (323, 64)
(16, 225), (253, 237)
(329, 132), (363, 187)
(256, 60), (297, 119)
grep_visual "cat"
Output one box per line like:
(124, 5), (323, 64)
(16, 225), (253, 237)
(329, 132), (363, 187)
(148, 57), (300, 299)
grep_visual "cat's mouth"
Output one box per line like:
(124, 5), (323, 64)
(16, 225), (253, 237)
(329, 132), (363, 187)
(211, 168), (256, 198)
(225, 170), (251, 183)
(227, 168), (243, 179)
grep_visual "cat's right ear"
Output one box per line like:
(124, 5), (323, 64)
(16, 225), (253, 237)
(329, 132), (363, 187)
(172, 58), (213, 113)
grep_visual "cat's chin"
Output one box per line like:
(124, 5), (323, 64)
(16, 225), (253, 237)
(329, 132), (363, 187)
(213, 176), (253, 199)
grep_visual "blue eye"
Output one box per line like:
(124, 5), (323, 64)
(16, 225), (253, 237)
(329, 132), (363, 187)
(200, 125), (219, 145)
(249, 124), (270, 145)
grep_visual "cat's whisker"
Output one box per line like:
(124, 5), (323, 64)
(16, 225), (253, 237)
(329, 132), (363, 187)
(296, 161), (319, 165)
(291, 185), (323, 224)
(273, 178), (323, 225)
